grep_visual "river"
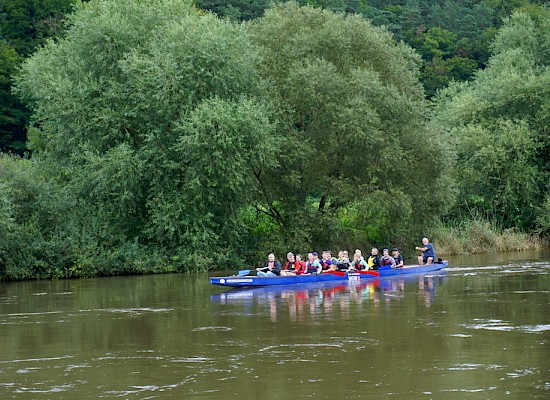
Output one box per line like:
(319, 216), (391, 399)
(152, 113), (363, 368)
(0, 250), (548, 399)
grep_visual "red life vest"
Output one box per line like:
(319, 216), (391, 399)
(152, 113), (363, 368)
(294, 261), (306, 275)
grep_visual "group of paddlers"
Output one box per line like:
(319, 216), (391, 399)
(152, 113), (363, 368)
(256, 238), (437, 277)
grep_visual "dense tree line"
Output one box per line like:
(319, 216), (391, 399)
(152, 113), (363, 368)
(197, 0), (546, 96)
(0, 0), (548, 280)
(0, 0), (78, 153)
(435, 8), (549, 232)
(0, 0), (544, 154)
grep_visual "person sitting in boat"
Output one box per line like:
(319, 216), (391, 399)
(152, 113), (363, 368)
(294, 254), (307, 275)
(281, 253), (307, 276)
(312, 251), (321, 264)
(280, 252), (297, 276)
(256, 253), (282, 277)
(367, 248), (380, 270)
(415, 237), (436, 265)
(379, 248), (396, 269)
(320, 251), (335, 273)
(391, 247), (404, 268)
(305, 252), (322, 274)
(349, 250), (368, 271)
(335, 250), (350, 271)
(328, 251), (338, 267)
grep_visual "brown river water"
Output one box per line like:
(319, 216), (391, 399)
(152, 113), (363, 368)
(0, 250), (548, 399)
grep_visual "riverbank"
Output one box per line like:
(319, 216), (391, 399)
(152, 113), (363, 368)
(434, 219), (546, 256)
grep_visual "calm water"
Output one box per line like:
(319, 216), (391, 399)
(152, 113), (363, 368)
(0, 251), (548, 399)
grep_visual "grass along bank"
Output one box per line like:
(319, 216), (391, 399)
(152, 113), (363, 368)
(433, 219), (545, 256)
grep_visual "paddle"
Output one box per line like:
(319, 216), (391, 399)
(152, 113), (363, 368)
(237, 269), (251, 276)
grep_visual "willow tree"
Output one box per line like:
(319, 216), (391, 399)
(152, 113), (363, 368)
(435, 7), (550, 231)
(247, 2), (452, 250)
(15, 0), (278, 271)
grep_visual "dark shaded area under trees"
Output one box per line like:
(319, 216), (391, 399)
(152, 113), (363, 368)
(0, 0), (78, 154)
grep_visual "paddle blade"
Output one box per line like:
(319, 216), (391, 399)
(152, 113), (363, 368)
(238, 269), (251, 276)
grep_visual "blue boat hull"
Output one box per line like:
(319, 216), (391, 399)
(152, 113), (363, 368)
(378, 262), (448, 276)
(209, 261), (448, 287)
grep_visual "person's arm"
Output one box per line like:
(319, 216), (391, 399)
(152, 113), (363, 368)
(316, 261), (322, 274)
(395, 256), (404, 268)
(273, 261), (282, 273)
(256, 262), (269, 272)
(416, 246), (428, 252)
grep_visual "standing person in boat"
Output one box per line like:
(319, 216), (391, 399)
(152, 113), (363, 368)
(415, 237), (436, 265)
(336, 250), (350, 271)
(349, 250), (368, 271)
(305, 252), (322, 274)
(391, 248), (404, 268)
(379, 248), (396, 269)
(256, 253), (282, 277)
(367, 248), (380, 270)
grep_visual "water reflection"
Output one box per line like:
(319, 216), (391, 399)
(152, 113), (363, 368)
(211, 273), (448, 321)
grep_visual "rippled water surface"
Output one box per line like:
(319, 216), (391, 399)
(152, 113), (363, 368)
(0, 251), (548, 399)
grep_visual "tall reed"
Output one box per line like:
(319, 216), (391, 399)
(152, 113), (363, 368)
(434, 219), (543, 256)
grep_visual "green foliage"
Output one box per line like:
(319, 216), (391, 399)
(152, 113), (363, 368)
(0, 155), (76, 280)
(2, 0), (544, 154)
(451, 120), (539, 228)
(0, 0), (77, 154)
(0, 0), (77, 55)
(247, 2), (453, 250)
(0, 43), (28, 153)
(14, 0), (278, 273)
(195, 0), (273, 20)
(535, 195), (550, 236)
(4, 1), (547, 280)
(435, 8), (550, 232)
(434, 217), (542, 255)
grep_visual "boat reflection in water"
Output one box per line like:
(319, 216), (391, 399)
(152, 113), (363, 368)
(211, 273), (447, 322)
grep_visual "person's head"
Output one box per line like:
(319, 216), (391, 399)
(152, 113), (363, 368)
(296, 254), (303, 261)
(382, 248), (389, 256)
(267, 253), (275, 262)
(286, 252), (295, 262)
(392, 247), (399, 256)
(353, 252), (361, 261)
(422, 237), (429, 245)
(312, 251), (319, 259)
(338, 250), (344, 258)
(371, 248), (378, 255)
(307, 253), (315, 261)
(343, 250), (349, 258)
(354, 249), (362, 256)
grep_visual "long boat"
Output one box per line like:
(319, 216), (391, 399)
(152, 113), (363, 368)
(209, 261), (448, 287)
